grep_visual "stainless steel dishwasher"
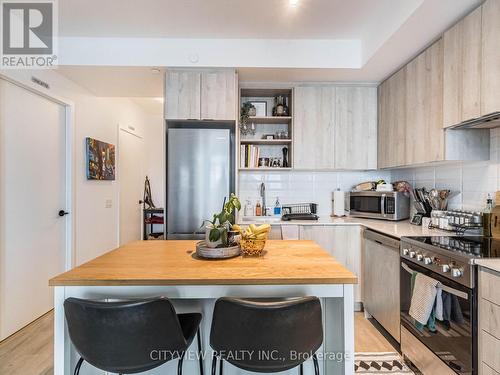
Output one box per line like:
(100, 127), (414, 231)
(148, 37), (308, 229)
(363, 229), (401, 343)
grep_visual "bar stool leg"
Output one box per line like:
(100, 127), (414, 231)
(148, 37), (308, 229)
(211, 352), (218, 375)
(313, 354), (320, 375)
(178, 351), (186, 375)
(219, 358), (223, 375)
(299, 363), (304, 375)
(74, 357), (84, 375)
(197, 329), (204, 375)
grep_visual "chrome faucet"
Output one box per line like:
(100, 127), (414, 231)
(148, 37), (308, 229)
(260, 182), (266, 216)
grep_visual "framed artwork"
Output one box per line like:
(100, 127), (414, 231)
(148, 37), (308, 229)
(86, 137), (116, 180)
(250, 101), (267, 117)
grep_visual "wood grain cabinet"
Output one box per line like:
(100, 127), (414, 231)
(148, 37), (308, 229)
(479, 267), (500, 375)
(299, 225), (363, 306)
(165, 70), (201, 120)
(294, 85), (377, 170)
(443, 6), (482, 128)
(481, 0), (500, 116)
(293, 86), (336, 169)
(200, 70), (236, 121)
(405, 39), (444, 165)
(165, 69), (236, 120)
(334, 87), (377, 170)
(378, 67), (407, 168)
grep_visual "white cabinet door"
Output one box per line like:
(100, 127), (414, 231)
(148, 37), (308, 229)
(293, 86), (335, 169)
(201, 70), (236, 121)
(165, 70), (201, 120)
(299, 225), (362, 305)
(334, 87), (377, 170)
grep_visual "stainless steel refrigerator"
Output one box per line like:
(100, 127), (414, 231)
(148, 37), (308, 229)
(166, 123), (235, 239)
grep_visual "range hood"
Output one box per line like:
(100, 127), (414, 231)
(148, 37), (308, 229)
(450, 112), (500, 129)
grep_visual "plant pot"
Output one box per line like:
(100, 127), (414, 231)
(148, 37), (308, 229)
(205, 226), (223, 248)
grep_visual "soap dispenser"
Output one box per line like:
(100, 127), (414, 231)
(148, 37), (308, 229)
(274, 197), (281, 216)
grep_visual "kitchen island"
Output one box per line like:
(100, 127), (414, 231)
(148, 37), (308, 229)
(50, 240), (357, 375)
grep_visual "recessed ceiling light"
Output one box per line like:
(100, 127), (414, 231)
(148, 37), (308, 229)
(289, 0), (299, 6)
(151, 68), (161, 74)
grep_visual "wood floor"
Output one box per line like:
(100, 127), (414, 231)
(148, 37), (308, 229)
(0, 311), (395, 374)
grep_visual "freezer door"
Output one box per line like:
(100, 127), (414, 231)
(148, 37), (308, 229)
(167, 128), (230, 238)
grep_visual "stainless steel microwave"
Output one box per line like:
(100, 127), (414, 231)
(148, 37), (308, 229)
(349, 191), (410, 221)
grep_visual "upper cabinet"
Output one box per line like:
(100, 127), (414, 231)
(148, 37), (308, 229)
(443, 7), (482, 128)
(294, 85), (377, 170)
(481, 0), (500, 116)
(405, 39), (444, 165)
(165, 69), (236, 121)
(294, 86), (335, 169)
(378, 68), (406, 168)
(200, 70), (236, 121)
(335, 87), (377, 170)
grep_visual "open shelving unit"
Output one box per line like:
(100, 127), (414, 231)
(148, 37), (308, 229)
(238, 87), (294, 171)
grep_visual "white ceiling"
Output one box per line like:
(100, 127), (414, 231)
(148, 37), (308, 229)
(57, 0), (482, 97)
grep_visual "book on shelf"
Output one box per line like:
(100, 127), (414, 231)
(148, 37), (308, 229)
(240, 144), (261, 168)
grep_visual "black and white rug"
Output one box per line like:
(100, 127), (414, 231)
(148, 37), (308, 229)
(355, 352), (415, 374)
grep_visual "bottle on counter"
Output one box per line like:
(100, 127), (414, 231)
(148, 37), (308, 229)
(244, 200), (254, 217)
(483, 194), (494, 237)
(274, 197), (281, 216)
(255, 202), (262, 216)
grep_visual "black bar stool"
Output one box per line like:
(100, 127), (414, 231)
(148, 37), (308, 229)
(210, 297), (323, 374)
(64, 297), (204, 375)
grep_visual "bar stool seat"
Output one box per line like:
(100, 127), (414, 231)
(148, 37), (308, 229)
(210, 297), (323, 374)
(64, 297), (204, 375)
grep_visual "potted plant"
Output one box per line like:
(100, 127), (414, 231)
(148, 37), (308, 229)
(202, 194), (241, 248)
(240, 102), (256, 135)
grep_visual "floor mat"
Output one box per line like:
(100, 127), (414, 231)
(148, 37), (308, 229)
(355, 352), (415, 374)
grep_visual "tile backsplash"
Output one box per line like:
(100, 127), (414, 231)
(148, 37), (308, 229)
(391, 129), (499, 211)
(239, 129), (499, 215)
(238, 170), (391, 216)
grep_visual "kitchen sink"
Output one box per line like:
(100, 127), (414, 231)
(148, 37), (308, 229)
(240, 216), (282, 223)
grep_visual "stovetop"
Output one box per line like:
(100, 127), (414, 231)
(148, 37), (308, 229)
(404, 236), (500, 259)
(401, 236), (500, 288)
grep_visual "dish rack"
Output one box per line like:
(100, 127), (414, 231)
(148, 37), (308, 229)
(281, 203), (319, 221)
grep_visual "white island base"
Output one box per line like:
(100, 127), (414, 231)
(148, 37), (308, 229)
(54, 284), (354, 375)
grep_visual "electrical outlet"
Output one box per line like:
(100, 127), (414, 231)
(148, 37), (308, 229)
(105, 199), (112, 208)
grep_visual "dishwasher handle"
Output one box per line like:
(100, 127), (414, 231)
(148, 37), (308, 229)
(364, 229), (400, 250)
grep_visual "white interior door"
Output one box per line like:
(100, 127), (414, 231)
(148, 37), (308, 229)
(119, 128), (144, 245)
(0, 79), (67, 340)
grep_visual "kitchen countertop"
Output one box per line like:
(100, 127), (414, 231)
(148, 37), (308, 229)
(475, 259), (500, 273)
(49, 240), (357, 286)
(239, 216), (453, 239)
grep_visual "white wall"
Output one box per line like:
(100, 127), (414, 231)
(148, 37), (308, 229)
(0, 69), (163, 266)
(391, 129), (499, 211)
(239, 170), (391, 216)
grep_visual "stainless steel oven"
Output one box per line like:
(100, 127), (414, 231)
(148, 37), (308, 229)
(349, 191), (410, 221)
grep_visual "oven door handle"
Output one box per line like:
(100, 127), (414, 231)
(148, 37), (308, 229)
(401, 262), (469, 300)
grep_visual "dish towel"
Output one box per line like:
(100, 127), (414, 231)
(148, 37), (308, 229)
(435, 286), (443, 321)
(409, 272), (439, 326)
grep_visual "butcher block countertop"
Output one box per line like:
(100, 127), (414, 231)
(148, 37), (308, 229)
(49, 240), (357, 286)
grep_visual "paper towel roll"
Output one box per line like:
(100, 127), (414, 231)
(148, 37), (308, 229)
(333, 190), (346, 217)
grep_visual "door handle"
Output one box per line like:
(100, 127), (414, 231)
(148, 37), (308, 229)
(58, 210), (69, 217)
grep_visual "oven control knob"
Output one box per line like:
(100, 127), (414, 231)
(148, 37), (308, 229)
(403, 248), (409, 256)
(451, 268), (463, 278)
(424, 257), (432, 265)
(416, 254), (424, 261)
(441, 264), (451, 273)
(409, 251), (416, 258)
